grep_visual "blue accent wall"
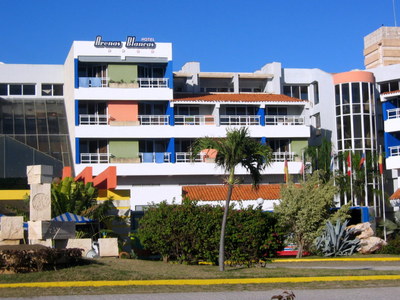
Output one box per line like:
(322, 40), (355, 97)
(166, 101), (174, 126)
(385, 132), (400, 158)
(75, 138), (80, 164)
(75, 100), (79, 126)
(166, 61), (173, 89)
(167, 138), (175, 163)
(257, 107), (265, 126)
(74, 59), (79, 89)
(382, 101), (396, 121)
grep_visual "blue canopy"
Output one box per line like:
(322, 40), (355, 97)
(53, 212), (94, 223)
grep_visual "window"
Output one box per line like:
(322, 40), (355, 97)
(380, 80), (400, 93)
(266, 106), (287, 116)
(314, 113), (321, 129)
(314, 82), (319, 105)
(283, 85), (309, 100)
(41, 84), (63, 96)
(0, 83), (36, 96)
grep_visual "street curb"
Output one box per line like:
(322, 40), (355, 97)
(272, 257), (400, 263)
(1, 275), (400, 288)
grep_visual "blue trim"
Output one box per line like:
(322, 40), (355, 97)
(257, 107), (265, 126)
(382, 101), (396, 121)
(385, 132), (400, 158)
(74, 59), (79, 89)
(166, 61), (173, 89)
(75, 100), (79, 126)
(167, 138), (176, 163)
(166, 101), (174, 126)
(261, 137), (267, 145)
(75, 138), (80, 164)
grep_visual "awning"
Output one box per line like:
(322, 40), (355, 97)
(53, 212), (93, 223)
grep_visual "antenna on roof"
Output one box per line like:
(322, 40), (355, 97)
(393, 0), (398, 26)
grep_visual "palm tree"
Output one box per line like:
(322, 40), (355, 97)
(191, 127), (272, 271)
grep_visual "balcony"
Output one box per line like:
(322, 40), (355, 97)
(80, 153), (110, 164)
(388, 108), (400, 119)
(79, 114), (108, 125)
(139, 152), (171, 163)
(139, 115), (169, 125)
(175, 152), (205, 163)
(265, 115), (305, 125)
(137, 78), (168, 88)
(175, 115), (215, 125)
(271, 152), (295, 162)
(79, 77), (108, 88)
(220, 115), (260, 126)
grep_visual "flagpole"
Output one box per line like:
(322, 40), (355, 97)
(380, 145), (387, 241)
(363, 152), (368, 207)
(349, 151), (354, 205)
(302, 151), (305, 181)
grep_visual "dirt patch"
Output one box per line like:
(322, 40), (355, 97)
(0, 244), (49, 251)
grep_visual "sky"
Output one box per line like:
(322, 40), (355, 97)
(0, 0), (398, 73)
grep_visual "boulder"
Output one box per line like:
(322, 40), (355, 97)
(358, 236), (387, 254)
(348, 222), (374, 239)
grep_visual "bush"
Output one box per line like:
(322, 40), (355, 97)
(378, 235), (400, 255)
(137, 201), (284, 265)
(0, 246), (83, 273)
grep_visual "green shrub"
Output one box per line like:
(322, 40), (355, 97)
(378, 235), (400, 255)
(137, 201), (284, 265)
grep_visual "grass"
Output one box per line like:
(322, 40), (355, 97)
(1, 256), (400, 297)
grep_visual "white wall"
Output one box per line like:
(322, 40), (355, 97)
(130, 185), (182, 209)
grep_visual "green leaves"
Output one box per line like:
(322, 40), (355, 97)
(137, 201), (284, 265)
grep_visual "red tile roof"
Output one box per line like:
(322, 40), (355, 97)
(381, 90), (400, 96)
(182, 184), (282, 201)
(173, 93), (305, 103)
(390, 188), (400, 200)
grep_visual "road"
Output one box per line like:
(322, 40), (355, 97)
(6, 288), (400, 300)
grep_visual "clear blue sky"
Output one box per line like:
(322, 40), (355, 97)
(0, 0), (398, 73)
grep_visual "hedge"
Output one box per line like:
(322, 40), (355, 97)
(137, 201), (284, 265)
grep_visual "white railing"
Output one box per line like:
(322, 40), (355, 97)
(265, 115), (305, 125)
(389, 146), (400, 156)
(220, 115), (260, 125)
(272, 152), (295, 162)
(137, 78), (169, 88)
(79, 77), (109, 88)
(139, 152), (171, 163)
(79, 114), (108, 125)
(387, 108), (400, 119)
(139, 115), (169, 125)
(174, 115), (215, 125)
(175, 152), (205, 163)
(80, 153), (109, 164)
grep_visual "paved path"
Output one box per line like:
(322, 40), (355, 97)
(6, 288), (400, 300)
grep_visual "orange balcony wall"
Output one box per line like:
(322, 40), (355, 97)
(108, 101), (138, 124)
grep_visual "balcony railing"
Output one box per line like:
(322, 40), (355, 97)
(220, 115), (260, 126)
(271, 152), (295, 162)
(387, 108), (400, 119)
(389, 146), (400, 156)
(176, 152), (205, 163)
(79, 77), (109, 88)
(79, 114), (108, 125)
(139, 115), (169, 125)
(80, 153), (109, 164)
(137, 78), (168, 88)
(139, 152), (171, 163)
(175, 115), (215, 125)
(265, 115), (305, 125)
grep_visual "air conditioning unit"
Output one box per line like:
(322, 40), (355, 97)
(315, 128), (321, 136)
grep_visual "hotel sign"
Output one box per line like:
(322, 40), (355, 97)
(94, 36), (156, 49)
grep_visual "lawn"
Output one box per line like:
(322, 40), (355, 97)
(1, 256), (400, 297)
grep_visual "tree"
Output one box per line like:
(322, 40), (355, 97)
(191, 127), (272, 271)
(304, 138), (333, 183)
(274, 171), (338, 258)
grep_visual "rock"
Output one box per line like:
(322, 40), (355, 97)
(348, 222), (374, 239)
(359, 236), (387, 254)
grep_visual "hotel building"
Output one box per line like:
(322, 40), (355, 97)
(3, 28), (400, 213)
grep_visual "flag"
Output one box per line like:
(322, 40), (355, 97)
(378, 152), (383, 175)
(300, 161), (305, 175)
(284, 159), (289, 183)
(347, 152), (352, 177)
(359, 153), (365, 169)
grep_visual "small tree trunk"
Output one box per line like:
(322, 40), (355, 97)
(296, 240), (304, 258)
(219, 183), (234, 271)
